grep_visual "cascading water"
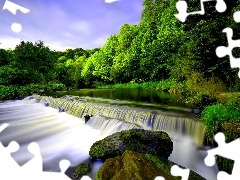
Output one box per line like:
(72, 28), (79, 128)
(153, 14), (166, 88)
(0, 95), (219, 180)
(0, 99), (102, 177)
(36, 94), (206, 146)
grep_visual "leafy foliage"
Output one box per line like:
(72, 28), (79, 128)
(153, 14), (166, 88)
(0, 83), (66, 100)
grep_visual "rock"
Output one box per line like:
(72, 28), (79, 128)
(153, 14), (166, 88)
(84, 114), (93, 124)
(72, 164), (91, 180)
(89, 129), (173, 161)
(95, 150), (205, 180)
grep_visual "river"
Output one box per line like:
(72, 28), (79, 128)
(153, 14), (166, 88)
(0, 88), (218, 179)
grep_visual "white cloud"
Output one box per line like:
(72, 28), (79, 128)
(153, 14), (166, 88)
(93, 36), (108, 46)
(71, 21), (92, 34)
(45, 42), (74, 51)
(0, 38), (22, 49)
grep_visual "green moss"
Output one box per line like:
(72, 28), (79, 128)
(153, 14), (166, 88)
(89, 129), (173, 161)
(96, 151), (205, 180)
(72, 164), (91, 180)
(145, 154), (205, 180)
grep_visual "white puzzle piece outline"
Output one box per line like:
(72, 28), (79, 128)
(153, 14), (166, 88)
(0, 123), (85, 180)
(2, 0), (30, 33)
(205, 132), (240, 180)
(215, 11), (240, 78)
(175, 0), (227, 22)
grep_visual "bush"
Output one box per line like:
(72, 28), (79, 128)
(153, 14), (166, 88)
(201, 97), (240, 175)
(0, 85), (18, 100)
(201, 99), (240, 138)
(0, 83), (66, 100)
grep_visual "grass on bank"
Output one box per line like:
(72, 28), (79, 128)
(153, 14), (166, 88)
(97, 79), (185, 93)
(97, 77), (228, 107)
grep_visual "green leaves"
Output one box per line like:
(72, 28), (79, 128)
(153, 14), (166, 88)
(0, 83), (66, 100)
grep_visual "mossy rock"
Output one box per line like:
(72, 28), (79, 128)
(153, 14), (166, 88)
(89, 129), (173, 161)
(96, 150), (205, 180)
(72, 164), (91, 180)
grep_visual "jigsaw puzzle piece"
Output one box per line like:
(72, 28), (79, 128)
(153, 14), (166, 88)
(217, 171), (235, 180)
(204, 132), (236, 166)
(81, 175), (93, 180)
(205, 132), (240, 179)
(2, 0), (30, 15)
(23, 159), (71, 180)
(0, 123), (19, 163)
(21, 142), (43, 173)
(170, 165), (190, 180)
(2, 0), (30, 33)
(0, 141), (21, 179)
(175, 0), (227, 22)
(215, 27), (240, 78)
(59, 159), (71, 174)
(233, 11), (240, 23)
(0, 123), (9, 133)
(175, 1), (188, 22)
(215, 0), (227, 13)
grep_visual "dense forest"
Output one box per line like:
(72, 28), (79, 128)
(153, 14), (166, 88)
(1, 0), (240, 89)
(1, 0), (240, 94)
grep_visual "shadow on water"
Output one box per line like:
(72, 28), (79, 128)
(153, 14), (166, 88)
(44, 88), (184, 106)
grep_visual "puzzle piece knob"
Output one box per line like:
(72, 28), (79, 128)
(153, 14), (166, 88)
(59, 159), (71, 173)
(154, 176), (165, 180)
(216, 46), (228, 58)
(215, 0), (227, 13)
(175, 1), (188, 22)
(28, 142), (40, 155)
(234, 11), (240, 23)
(80, 176), (92, 180)
(171, 165), (190, 180)
(11, 23), (22, 33)
(214, 132), (226, 145)
(204, 153), (216, 167)
(7, 141), (19, 153)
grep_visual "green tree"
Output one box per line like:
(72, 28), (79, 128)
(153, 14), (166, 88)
(71, 55), (87, 88)
(13, 40), (55, 84)
(179, 0), (240, 86)
(91, 35), (119, 83)
(0, 49), (9, 66)
(81, 54), (97, 87)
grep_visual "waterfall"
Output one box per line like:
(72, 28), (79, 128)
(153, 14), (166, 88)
(33, 94), (206, 147)
(0, 95), (218, 179)
(0, 99), (102, 175)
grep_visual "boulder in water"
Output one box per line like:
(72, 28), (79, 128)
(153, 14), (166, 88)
(89, 129), (173, 161)
(95, 150), (205, 180)
(84, 114), (93, 124)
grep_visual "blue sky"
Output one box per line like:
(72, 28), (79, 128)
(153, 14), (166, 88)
(0, 0), (144, 51)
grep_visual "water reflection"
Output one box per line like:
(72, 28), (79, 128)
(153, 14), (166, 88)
(45, 88), (185, 107)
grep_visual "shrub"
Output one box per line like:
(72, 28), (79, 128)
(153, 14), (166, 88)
(0, 83), (66, 100)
